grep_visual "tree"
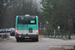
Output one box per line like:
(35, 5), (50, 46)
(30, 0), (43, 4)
(41, 0), (75, 33)
(1, 0), (41, 28)
(0, 0), (3, 28)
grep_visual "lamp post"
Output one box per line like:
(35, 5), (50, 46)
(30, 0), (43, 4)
(3, 3), (6, 14)
(46, 21), (49, 37)
(2, 2), (7, 28)
(68, 20), (72, 39)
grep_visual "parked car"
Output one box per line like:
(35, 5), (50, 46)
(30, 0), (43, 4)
(0, 29), (3, 33)
(10, 28), (16, 36)
(3, 28), (10, 32)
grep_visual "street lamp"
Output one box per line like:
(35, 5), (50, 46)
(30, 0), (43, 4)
(46, 21), (49, 37)
(46, 21), (48, 24)
(3, 3), (6, 6)
(3, 3), (7, 15)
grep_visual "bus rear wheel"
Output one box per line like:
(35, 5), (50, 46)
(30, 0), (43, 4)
(16, 39), (20, 42)
(36, 38), (38, 42)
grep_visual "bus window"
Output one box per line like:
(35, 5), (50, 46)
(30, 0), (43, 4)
(18, 17), (36, 24)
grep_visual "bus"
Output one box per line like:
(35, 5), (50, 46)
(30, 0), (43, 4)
(15, 15), (39, 42)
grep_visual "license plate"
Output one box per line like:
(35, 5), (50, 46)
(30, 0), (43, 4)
(19, 35), (21, 37)
(25, 37), (29, 38)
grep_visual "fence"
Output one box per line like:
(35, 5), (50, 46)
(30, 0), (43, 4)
(0, 32), (10, 40)
(40, 29), (74, 39)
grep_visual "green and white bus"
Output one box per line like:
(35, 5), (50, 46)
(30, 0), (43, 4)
(15, 15), (39, 42)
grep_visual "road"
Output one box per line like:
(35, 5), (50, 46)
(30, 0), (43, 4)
(0, 36), (75, 50)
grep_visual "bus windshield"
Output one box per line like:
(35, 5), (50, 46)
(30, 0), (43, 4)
(18, 16), (36, 24)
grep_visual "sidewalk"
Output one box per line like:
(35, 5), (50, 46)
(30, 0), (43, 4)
(42, 35), (75, 40)
(49, 45), (75, 50)
(0, 37), (7, 42)
(0, 37), (2, 42)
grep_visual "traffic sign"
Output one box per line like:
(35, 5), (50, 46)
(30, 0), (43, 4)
(68, 20), (72, 24)
(46, 21), (48, 24)
(40, 22), (41, 25)
(40, 22), (41, 30)
(58, 26), (60, 29)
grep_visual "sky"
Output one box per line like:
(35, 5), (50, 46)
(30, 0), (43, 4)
(36, 0), (42, 12)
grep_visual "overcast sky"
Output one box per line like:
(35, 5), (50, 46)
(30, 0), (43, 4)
(36, 0), (42, 12)
(26, 0), (42, 12)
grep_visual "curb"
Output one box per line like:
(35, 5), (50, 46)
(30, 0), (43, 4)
(0, 38), (7, 42)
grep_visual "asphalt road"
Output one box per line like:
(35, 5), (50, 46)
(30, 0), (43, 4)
(0, 36), (75, 50)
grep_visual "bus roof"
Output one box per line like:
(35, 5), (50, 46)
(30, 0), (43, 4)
(16, 16), (38, 17)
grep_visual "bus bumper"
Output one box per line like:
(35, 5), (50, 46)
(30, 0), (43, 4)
(15, 34), (38, 39)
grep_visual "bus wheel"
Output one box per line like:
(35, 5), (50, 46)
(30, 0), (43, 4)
(16, 39), (20, 42)
(36, 38), (38, 42)
(32, 39), (35, 42)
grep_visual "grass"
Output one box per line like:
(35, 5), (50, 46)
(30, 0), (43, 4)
(7, 35), (9, 38)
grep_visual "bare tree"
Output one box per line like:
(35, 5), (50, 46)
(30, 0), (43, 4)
(1, 0), (42, 28)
